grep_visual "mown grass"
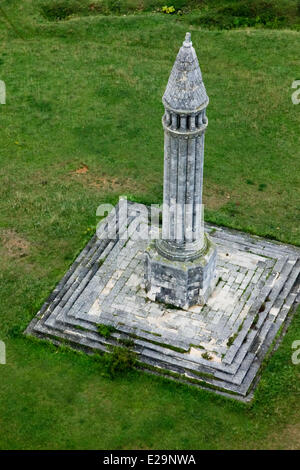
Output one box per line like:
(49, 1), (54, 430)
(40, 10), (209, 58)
(0, 1), (299, 449)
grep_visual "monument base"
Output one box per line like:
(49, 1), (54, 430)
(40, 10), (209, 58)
(25, 202), (300, 401)
(145, 234), (218, 309)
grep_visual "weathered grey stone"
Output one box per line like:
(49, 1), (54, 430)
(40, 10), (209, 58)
(25, 201), (300, 400)
(24, 33), (300, 401)
(163, 32), (208, 113)
(145, 33), (217, 308)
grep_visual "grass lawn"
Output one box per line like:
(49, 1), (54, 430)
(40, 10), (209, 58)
(0, 1), (299, 449)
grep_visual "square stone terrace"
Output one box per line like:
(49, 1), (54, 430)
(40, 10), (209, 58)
(26, 202), (300, 401)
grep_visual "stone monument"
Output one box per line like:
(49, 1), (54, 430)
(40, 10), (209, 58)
(26, 33), (300, 401)
(145, 33), (217, 309)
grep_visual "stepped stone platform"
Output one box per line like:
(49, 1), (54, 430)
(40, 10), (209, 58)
(25, 202), (300, 401)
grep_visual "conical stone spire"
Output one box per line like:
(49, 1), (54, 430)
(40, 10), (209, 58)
(145, 33), (217, 309)
(163, 32), (208, 113)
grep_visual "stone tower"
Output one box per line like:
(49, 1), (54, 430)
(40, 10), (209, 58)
(145, 32), (217, 309)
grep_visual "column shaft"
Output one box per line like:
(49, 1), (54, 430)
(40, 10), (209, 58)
(193, 135), (204, 242)
(176, 138), (188, 243)
(169, 136), (178, 240)
(185, 137), (196, 242)
(162, 132), (171, 240)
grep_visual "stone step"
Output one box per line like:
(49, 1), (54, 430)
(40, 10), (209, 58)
(222, 256), (296, 366)
(210, 225), (300, 257)
(35, 317), (247, 396)
(37, 255), (298, 392)
(34, 234), (109, 325)
(29, 282), (299, 399)
(249, 259), (300, 354)
(226, 277), (300, 385)
(225, 260), (299, 373)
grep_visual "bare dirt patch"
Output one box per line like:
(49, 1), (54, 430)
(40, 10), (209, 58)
(267, 421), (300, 450)
(203, 181), (231, 210)
(87, 175), (135, 192)
(0, 229), (30, 259)
(70, 165), (143, 194)
(72, 164), (89, 175)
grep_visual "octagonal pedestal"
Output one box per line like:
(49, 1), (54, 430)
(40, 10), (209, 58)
(145, 234), (217, 309)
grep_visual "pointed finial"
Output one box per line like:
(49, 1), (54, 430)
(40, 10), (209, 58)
(183, 32), (192, 47)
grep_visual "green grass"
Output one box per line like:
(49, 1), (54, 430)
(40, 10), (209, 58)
(187, 0), (300, 30)
(97, 324), (117, 339)
(0, 1), (299, 449)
